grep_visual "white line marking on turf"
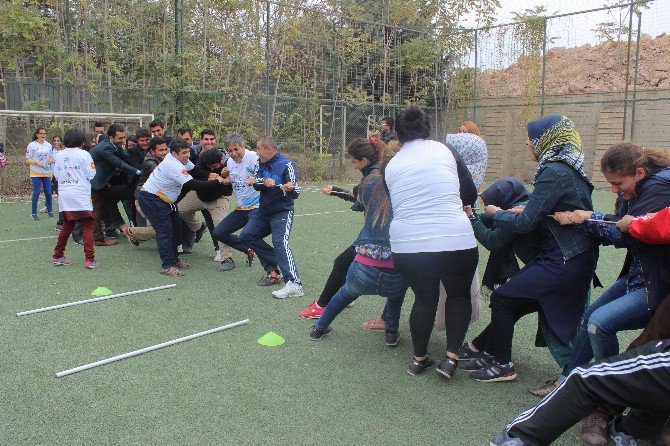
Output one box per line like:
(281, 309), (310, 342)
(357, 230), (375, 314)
(1, 211), (348, 244)
(0, 235), (58, 244)
(295, 210), (348, 217)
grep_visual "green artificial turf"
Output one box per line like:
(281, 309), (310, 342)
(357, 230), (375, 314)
(0, 185), (633, 445)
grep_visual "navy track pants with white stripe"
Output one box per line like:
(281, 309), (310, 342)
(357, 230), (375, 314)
(507, 339), (670, 445)
(240, 209), (300, 284)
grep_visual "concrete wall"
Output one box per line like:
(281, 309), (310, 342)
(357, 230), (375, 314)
(448, 88), (670, 188)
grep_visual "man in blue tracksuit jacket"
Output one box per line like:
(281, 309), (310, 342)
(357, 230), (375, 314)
(241, 135), (304, 298)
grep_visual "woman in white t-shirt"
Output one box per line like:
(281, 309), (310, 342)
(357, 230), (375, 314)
(385, 105), (479, 379)
(25, 127), (55, 220)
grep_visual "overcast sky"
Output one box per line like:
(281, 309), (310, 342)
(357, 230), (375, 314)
(463, 0), (668, 38)
(458, 0), (669, 69)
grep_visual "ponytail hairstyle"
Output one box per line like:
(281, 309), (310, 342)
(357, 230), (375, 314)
(32, 128), (47, 142)
(348, 137), (398, 229)
(459, 121), (481, 136)
(600, 142), (670, 177)
(347, 137), (379, 165)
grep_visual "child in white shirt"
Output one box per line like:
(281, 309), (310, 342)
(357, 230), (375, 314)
(51, 129), (98, 268)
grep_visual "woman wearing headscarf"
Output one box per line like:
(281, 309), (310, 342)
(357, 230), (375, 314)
(462, 178), (575, 394)
(464, 114), (598, 383)
(445, 132), (487, 191)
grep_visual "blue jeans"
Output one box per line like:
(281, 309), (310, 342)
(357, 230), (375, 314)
(213, 208), (270, 271)
(315, 261), (408, 332)
(240, 210), (299, 282)
(31, 177), (52, 214)
(138, 191), (182, 269)
(563, 277), (652, 375)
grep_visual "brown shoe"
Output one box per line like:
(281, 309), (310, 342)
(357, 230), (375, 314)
(528, 377), (559, 397)
(580, 412), (611, 446)
(362, 316), (385, 331)
(175, 259), (191, 269)
(95, 238), (118, 246)
(160, 267), (185, 277)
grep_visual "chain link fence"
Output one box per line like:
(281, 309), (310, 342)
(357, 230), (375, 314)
(1, 0), (669, 195)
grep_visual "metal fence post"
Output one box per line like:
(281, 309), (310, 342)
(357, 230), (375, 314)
(630, 12), (642, 141)
(473, 28), (478, 122)
(622, 0), (634, 140)
(265, 0), (271, 136)
(541, 18), (547, 116)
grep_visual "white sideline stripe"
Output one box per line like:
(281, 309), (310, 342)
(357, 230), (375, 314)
(294, 210), (348, 217)
(56, 319), (249, 377)
(0, 235), (58, 243)
(0, 211), (347, 244)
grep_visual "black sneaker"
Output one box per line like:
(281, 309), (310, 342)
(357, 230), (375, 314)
(490, 430), (525, 446)
(385, 330), (399, 347)
(458, 342), (480, 361)
(436, 357), (458, 379)
(309, 325), (332, 340)
(407, 357), (435, 376)
(461, 352), (494, 372)
(258, 270), (281, 286)
(104, 228), (120, 239)
(469, 360), (517, 382)
(219, 258), (235, 272)
(194, 223), (207, 243)
(31, 213), (39, 221)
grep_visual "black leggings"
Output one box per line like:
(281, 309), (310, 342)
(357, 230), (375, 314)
(393, 248), (478, 357)
(317, 245), (356, 307)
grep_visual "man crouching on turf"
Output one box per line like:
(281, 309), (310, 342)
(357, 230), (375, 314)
(137, 138), (227, 276)
(241, 135), (303, 298)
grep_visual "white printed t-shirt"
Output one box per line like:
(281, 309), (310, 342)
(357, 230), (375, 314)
(227, 150), (260, 210)
(25, 141), (54, 177)
(385, 139), (476, 253)
(142, 152), (194, 204)
(53, 147), (96, 211)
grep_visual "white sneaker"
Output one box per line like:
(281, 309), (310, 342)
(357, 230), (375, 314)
(177, 244), (183, 254)
(213, 250), (222, 262)
(271, 281), (304, 299)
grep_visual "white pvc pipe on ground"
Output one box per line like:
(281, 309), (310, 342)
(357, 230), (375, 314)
(16, 284), (177, 317)
(56, 319), (250, 377)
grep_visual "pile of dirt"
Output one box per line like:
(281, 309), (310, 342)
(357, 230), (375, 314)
(477, 33), (670, 97)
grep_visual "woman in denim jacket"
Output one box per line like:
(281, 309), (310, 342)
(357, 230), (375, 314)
(308, 138), (408, 348)
(464, 114), (599, 383)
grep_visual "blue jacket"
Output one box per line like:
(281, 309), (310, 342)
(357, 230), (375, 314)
(494, 161), (598, 260)
(603, 167), (670, 311)
(253, 152), (300, 215)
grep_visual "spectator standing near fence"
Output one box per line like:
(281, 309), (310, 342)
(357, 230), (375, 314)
(25, 127), (55, 221)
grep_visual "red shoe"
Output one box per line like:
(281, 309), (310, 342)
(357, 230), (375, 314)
(299, 300), (324, 319)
